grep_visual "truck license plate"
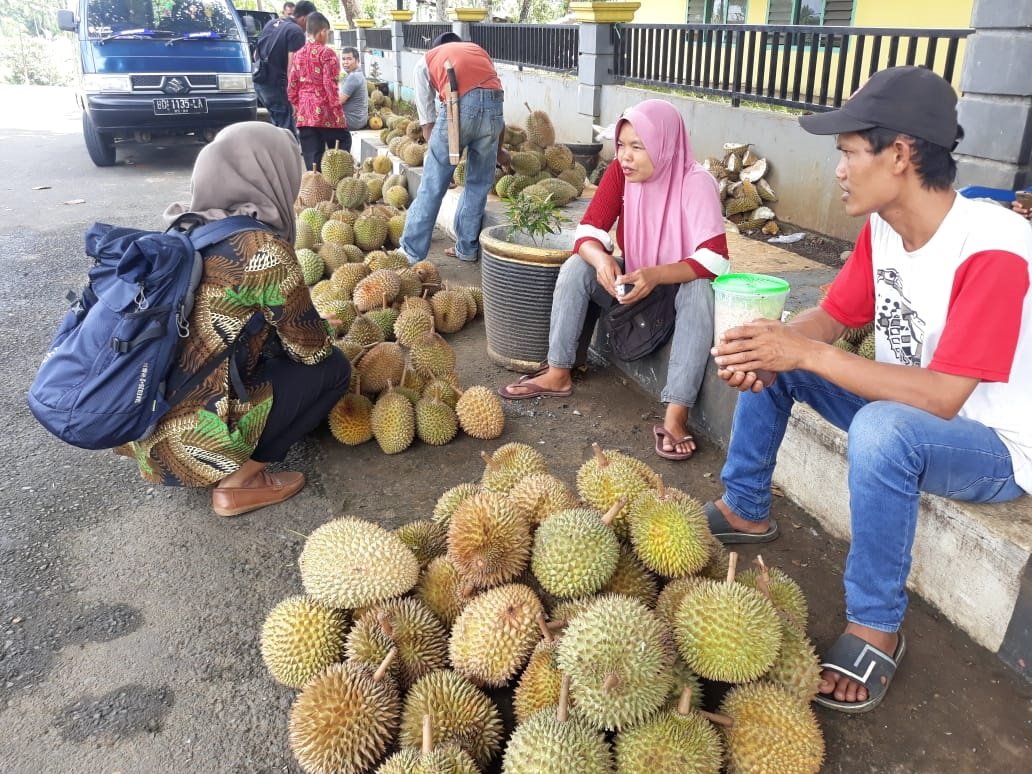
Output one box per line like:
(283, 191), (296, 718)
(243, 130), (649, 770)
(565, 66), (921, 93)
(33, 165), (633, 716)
(153, 97), (207, 115)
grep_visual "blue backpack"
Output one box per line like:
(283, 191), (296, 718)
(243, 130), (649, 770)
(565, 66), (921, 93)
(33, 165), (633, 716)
(28, 215), (267, 450)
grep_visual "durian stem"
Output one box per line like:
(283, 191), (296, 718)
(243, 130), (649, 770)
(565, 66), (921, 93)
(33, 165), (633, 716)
(381, 291), (388, 311)
(480, 450), (498, 471)
(677, 687), (694, 716)
(524, 101), (533, 114)
(591, 442), (609, 469)
(377, 611), (395, 639)
(600, 497), (626, 527)
(333, 140), (340, 150)
(753, 554), (775, 602)
(726, 551), (738, 584)
(421, 713), (433, 754)
(354, 374), (362, 395)
(700, 709), (735, 729)
(311, 163), (317, 172)
(656, 475), (666, 499)
(536, 612), (554, 643)
(602, 672), (619, 693)
(373, 648), (397, 682)
(557, 675), (571, 723)
(545, 618), (567, 632)
(460, 580), (477, 599)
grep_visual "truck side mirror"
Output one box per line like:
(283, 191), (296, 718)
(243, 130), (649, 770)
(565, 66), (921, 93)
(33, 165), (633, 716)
(57, 10), (77, 32)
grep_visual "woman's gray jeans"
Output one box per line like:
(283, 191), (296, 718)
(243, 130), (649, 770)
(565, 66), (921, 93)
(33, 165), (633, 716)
(547, 254), (714, 408)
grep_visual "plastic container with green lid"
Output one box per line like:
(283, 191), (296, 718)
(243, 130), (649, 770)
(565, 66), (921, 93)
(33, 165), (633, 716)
(712, 273), (791, 345)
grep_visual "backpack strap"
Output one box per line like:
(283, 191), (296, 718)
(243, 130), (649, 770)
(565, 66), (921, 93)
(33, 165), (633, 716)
(187, 215), (271, 250)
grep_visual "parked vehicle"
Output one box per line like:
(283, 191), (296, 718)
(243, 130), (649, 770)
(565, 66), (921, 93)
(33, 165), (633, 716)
(235, 8), (276, 62)
(57, 0), (258, 167)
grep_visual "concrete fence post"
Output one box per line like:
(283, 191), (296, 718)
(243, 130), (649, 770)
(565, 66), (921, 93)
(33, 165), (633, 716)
(356, 27), (367, 55)
(453, 21), (470, 40)
(578, 23), (616, 132)
(391, 21), (405, 93)
(955, 0), (1032, 188)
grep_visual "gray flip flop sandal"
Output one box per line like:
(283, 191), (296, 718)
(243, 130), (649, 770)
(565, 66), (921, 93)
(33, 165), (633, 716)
(815, 631), (907, 714)
(703, 500), (779, 544)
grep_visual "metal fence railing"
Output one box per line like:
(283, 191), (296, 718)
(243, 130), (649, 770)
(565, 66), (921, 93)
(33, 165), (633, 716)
(364, 28), (392, 51)
(334, 29), (357, 49)
(471, 23), (578, 73)
(403, 23), (454, 50)
(612, 23), (972, 111)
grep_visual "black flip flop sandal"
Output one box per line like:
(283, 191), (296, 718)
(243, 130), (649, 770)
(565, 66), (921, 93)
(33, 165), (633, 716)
(703, 500), (779, 544)
(815, 632), (906, 714)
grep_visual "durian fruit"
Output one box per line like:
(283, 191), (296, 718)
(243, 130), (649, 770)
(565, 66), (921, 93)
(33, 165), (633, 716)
(765, 620), (822, 703)
(600, 543), (659, 608)
(412, 259), (442, 291)
(543, 143), (574, 174)
(556, 595), (674, 731)
(615, 687), (723, 774)
(447, 490), (531, 590)
(719, 682), (825, 774)
(628, 479), (712, 577)
(857, 330), (876, 359)
(673, 553), (783, 683)
(401, 142), (428, 167)
(395, 519), (448, 566)
(449, 583), (544, 687)
(480, 442), (549, 494)
(295, 220), (317, 251)
(557, 167), (586, 195)
(355, 213), (390, 252)
(353, 268), (401, 312)
(452, 159), (467, 186)
(330, 207), (360, 226)
(384, 185), (411, 209)
(495, 173), (516, 199)
(504, 124), (528, 147)
(395, 266), (422, 298)
(502, 678), (613, 774)
(288, 653), (401, 774)
(507, 472), (576, 527)
(364, 249), (403, 272)
(453, 286), (479, 321)
(737, 556), (808, 628)
(455, 386), (505, 440)
(336, 177), (369, 209)
(509, 150), (543, 177)
(328, 382), (374, 446)
(331, 263), (371, 296)
(423, 378), (460, 408)
(296, 248), (325, 286)
(300, 517), (420, 609)
(524, 102), (556, 148)
(842, 321), (874, 345)
(429, 289), (469, 334)
(394, 307), (435, 348)
(378, 727), (479, 774)
(321, 144), (355, 185)
(549, 597), (594, 625)
(346, 313), (386, 348)
(400, 670), (505, 769)
(356, 341), (405, 394)
(371, 384), (416, 454)
(416, 556), (471, 627)
(383, 172), (407, 191)
(576, 443), (657, 537)
(298, 206), (328, 237)
(656, 575), (708, 629)
(371, 154), (393, 175)
(260, 595), (348, 689)
(665, 656), (705, 711)
(365, 299), (400, 341)
(508, 173), (537, 197)
(387, 213), (407, 247)
(321, 218), (354, 246)
(415, 397), (459, 446)
(346, 598), (449, 691)
(319, 241), (353, 275)
(513, 635), (564, 724)
(432, 482), (481, 526)
(531, 503), (621, 599)
(315, 297), (356, 335)
(299, 167), (333, 207)
(410, 331), (457, 378)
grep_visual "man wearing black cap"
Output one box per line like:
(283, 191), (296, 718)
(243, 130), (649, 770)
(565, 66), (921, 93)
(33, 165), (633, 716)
(253, 0), (316, 135)
(400, 33), (509, 264)
(708, 66), (1032, 713)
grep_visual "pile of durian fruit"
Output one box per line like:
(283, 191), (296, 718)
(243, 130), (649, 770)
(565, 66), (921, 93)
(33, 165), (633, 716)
(702, 143), (780, 236)
(261, 442), (826, 773)
(293, 146), (505, 454)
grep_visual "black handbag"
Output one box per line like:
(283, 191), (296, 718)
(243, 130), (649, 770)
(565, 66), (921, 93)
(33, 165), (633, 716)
(606, 284), (679, 361)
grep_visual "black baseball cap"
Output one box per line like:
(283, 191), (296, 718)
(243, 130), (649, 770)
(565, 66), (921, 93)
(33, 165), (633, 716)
(431, 32), (462, 48)
(799, 66), (962, 149)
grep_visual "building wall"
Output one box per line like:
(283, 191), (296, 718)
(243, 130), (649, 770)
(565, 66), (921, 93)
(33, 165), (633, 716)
(633, 0), (976, 28)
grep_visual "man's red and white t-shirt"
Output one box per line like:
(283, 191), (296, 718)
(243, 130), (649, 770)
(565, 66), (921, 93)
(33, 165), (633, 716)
(822, 195), (1032, 493)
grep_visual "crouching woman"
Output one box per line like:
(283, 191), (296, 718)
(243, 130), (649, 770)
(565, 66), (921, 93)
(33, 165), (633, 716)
(499, 99), (729, 460)
(119, 122), (350, 516)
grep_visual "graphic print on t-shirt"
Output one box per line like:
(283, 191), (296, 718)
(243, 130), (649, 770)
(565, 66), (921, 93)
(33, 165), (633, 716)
(875, 267), (925, 365)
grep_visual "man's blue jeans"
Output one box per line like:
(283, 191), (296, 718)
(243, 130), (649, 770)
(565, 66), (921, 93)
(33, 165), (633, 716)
(256, 82), (296, 136)
(721, 370), (1024, 632)
(401, 88), (504, 263)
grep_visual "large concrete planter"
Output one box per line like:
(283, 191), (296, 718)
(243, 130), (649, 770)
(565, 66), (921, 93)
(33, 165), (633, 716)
(479, 225), (576, 373)
(388, 11), (414, 21)
(450, 8), (490, 22)
(570, 2), (641, 23)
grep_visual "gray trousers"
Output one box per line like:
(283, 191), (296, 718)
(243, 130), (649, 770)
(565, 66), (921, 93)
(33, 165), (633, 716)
(547, 255), (714, 408)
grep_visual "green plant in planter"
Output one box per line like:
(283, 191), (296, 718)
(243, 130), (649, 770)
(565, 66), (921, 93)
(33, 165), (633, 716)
(505, 193), (571, 246)
(367, 60), (382, 82)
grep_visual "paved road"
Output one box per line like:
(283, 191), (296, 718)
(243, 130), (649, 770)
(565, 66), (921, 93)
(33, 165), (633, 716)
(1, 86), (1029, 773)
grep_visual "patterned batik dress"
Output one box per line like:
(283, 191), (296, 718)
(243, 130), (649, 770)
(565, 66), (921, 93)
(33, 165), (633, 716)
(287, 41), (346, 129)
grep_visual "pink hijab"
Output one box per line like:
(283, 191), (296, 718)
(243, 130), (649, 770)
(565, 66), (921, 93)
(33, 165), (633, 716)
(617, 100), (725, 273)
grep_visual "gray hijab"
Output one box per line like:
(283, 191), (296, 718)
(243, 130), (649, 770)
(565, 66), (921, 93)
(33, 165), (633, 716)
(164, 121), (304, 244)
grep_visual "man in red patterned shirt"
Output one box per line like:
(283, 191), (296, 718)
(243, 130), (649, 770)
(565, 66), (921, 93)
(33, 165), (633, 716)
(287, 12), (348, 171)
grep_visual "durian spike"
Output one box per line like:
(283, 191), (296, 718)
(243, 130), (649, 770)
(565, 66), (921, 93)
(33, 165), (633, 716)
(536, 612), (555, 643)
(726, 551), (739, 584)
(557, 674), (571, 723)
(677, 686), (695, 716)
(602, 672), (620, 693)
(373, 647), (397, 682)
(480, 450), (499, 471)
(378, 610), (395, 639)
(590, 442), (610, 468)
(600, 497), (627, 527)
(700, 709), (735, 728)
(421, 713), (433, 754)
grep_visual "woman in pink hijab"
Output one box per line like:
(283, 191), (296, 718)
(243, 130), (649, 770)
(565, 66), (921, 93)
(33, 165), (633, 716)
(499, 99), (729, 460)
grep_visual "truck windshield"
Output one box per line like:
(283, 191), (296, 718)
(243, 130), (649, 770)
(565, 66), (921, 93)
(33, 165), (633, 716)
(86, 0), (241, 40)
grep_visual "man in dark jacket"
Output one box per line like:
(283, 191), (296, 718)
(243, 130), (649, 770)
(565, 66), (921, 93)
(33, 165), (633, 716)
(253, 0), (315, 135)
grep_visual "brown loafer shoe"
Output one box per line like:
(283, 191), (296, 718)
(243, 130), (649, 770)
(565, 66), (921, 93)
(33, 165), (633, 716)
(212, 470), (305, 517)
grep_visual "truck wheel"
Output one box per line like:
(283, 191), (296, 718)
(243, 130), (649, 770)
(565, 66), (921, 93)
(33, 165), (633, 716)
(82, 112), (116, 167)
